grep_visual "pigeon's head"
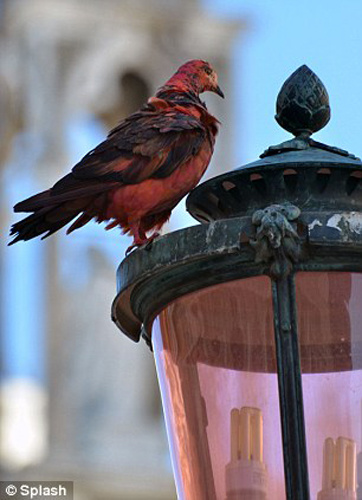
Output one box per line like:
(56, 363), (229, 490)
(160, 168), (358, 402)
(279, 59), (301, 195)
(165, 59), (224, 98)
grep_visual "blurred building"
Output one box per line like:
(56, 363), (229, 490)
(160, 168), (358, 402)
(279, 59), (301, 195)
(0, 0), (242, 498)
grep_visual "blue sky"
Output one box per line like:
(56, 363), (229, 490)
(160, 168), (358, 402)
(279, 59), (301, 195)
(204, 0), (362, 166)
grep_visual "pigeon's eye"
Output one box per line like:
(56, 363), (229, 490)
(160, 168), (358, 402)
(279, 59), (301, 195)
(204, 67), (213, 76)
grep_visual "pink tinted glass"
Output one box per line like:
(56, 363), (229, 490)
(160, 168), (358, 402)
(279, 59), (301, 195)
(295, 272), (362, 499)
(152, 276), (286, 500)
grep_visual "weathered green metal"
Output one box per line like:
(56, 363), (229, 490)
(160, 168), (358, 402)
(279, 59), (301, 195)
(186, 146), (361, 224)
(112, 211), (362, 343)
(272, 275), (310, 499)
(275, 65), (330, 136)
(250, 202), (301, 279)
(111, 65), (362, 500)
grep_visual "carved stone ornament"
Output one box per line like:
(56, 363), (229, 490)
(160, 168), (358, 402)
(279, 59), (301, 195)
(249, 203), (301, 279)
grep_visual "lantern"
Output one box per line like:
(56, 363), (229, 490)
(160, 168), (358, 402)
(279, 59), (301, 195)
(112, 66), (362, 500)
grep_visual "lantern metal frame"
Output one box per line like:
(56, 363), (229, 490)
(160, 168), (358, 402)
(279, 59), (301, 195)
(111, 66), (362, 500)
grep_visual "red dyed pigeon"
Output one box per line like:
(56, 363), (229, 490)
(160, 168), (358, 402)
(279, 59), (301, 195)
(10, 59), (223, 253)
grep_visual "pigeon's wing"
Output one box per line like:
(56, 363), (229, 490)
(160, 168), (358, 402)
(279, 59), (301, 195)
(71, 108), (207, 184)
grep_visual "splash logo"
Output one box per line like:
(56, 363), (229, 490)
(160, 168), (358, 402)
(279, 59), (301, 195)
(1, 481), (73, 499)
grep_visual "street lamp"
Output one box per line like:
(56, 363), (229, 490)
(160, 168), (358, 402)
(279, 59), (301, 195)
(112, 66), (362, 500)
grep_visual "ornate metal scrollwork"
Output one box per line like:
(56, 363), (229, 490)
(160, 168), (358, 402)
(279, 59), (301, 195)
(250, 203), (301, 279)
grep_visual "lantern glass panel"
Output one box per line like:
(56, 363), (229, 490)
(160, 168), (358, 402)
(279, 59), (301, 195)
(295, 272), (362, 499)
(152, 276), (286, 500)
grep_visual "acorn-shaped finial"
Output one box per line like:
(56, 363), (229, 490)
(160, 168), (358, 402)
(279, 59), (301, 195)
(275, 65), (331, 137)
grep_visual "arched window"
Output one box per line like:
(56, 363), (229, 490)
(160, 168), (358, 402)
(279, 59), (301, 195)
(98, 70), (150, 129)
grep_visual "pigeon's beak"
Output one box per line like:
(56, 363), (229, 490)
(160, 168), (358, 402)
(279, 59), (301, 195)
(214, 84), (224, 98)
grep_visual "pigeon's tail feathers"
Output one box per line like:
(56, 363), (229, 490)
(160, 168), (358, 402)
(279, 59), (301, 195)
(9, 176), (117, 245)
(9, 205), (79, 244)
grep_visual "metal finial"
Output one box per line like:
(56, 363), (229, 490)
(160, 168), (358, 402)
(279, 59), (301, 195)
(275, 65), (331, 137)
